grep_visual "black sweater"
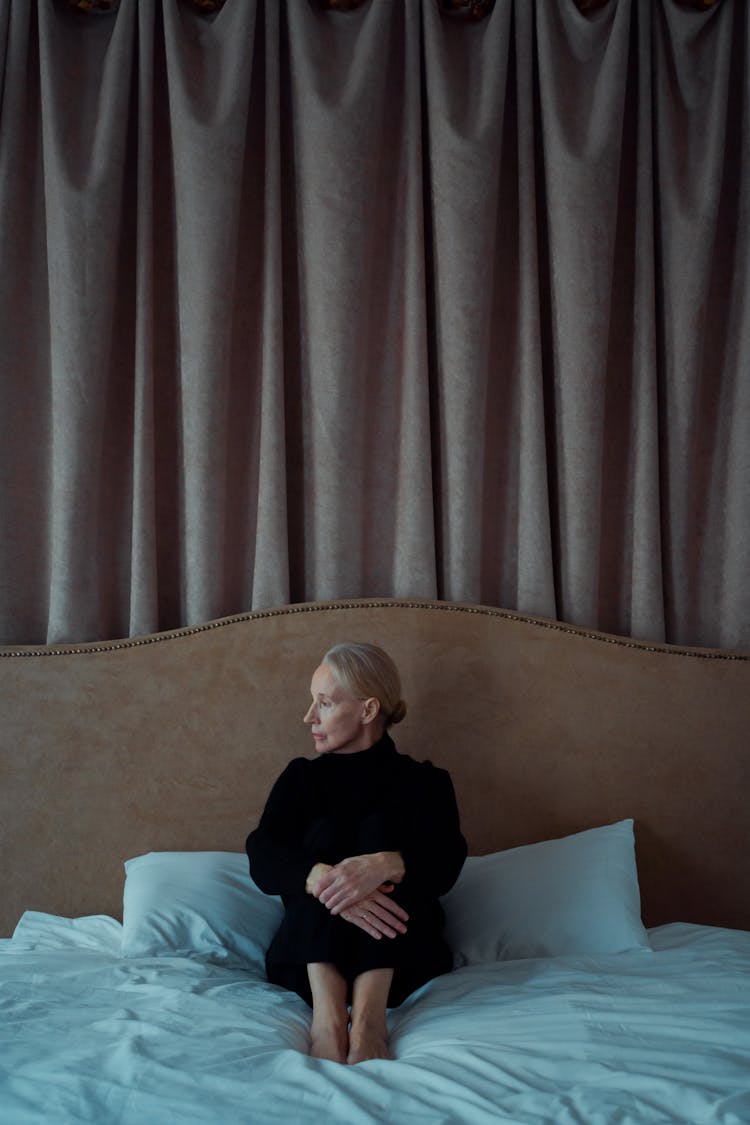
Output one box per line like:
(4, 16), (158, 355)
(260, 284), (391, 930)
(246, 733), (467, 904)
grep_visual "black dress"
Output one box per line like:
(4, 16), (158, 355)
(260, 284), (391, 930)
(245, 732), (467, 1008)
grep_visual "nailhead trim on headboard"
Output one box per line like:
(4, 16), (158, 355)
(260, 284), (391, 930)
(1, 600), (747, 662)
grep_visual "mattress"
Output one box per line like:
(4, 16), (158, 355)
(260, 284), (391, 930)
(1, 916), (749, 1124)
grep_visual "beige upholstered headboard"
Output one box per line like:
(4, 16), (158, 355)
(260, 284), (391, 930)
(1, 599), (748, 937)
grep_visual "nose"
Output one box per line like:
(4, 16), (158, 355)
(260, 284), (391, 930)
(303, 701), (316, 725)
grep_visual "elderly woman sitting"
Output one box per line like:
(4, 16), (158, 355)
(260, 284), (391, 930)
(246, 641), (466, 1064)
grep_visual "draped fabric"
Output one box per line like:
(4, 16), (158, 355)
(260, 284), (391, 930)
(0, 0), (747, 649)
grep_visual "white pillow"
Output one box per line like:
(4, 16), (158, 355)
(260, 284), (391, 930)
(121, 851), (283, 971)
(441, 819), (650, 965)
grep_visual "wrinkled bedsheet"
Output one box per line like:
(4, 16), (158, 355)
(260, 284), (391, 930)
(1, 918), (749, 1124)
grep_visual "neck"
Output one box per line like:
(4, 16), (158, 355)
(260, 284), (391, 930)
(335, 724), (387, 754)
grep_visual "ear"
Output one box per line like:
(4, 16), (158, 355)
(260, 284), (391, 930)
(361, 697), (381, 725)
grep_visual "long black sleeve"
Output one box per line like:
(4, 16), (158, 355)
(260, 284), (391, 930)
(246, 759), (320, 897)
(397, 763), (466, 898)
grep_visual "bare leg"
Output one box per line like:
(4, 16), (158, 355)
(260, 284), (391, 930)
(347, 967), (394, 1064)
(307, 962), (349, 1062)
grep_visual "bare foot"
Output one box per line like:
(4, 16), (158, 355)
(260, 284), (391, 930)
(307, 963), (349, 1062)
(347, 1019), (391, 1064)
(310, 1016), (349, 1063)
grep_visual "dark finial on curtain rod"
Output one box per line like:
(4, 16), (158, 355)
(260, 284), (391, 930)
(437, 0), (495, 19)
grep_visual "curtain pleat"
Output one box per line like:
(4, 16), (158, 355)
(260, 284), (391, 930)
(653, 0), (750, 648)
(0, 0), (747, 649)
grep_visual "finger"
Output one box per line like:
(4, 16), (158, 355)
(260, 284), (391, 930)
(318, 884), (346, 909)
(340, 909), (382, 940)
(327, 883), (378, 915)
(323, 856), (380, 900)
(369, 891), (409, 921)
(325, 887), (358, 914)
(323, 863), (389, 912)
(355, 909), (397, 938)
(319, 876), (362, 909)
(314, 870), (338, 900)
(371, 891), (411, 918)
(368, 914), (404, 938)
(330, 898), (361, 916)
(362, 904), (407, 938)
(370, 919), (398, 938)
(365, 901), (408, 934)
(342, 906), (403, 940)
(317, 878), (340, 905)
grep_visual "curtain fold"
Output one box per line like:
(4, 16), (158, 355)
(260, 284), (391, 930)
(0, 0), (747, 649)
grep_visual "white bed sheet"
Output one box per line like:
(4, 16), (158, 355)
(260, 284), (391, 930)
(1, 916), (749, 1125)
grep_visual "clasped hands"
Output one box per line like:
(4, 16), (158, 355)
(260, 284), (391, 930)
(305, 852), (408, 941)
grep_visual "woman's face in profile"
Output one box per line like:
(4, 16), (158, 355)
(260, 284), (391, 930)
(303, 663), (373, 755)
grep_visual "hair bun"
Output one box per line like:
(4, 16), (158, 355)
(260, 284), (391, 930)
(389, 699), (407, 725)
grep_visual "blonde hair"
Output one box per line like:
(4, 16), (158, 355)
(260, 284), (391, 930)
(323, 642), (407, 727)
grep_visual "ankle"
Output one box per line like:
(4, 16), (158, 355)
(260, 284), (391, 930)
(350, 1006), (386, 1037)
(312, 1003), (348, 1032)
(309, 1017), (349, 1063)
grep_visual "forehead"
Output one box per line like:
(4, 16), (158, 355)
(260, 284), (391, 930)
(310, 663), (346, 698)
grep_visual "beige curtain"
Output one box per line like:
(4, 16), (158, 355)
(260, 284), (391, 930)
(0, 0), (747, 649)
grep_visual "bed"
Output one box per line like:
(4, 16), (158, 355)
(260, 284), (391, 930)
(1, 598), (749, 1124)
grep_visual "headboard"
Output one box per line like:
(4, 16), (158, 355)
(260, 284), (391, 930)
(1, 599), (748, 937)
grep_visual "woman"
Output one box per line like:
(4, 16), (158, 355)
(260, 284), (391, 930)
(246, 641), (467, 1065)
